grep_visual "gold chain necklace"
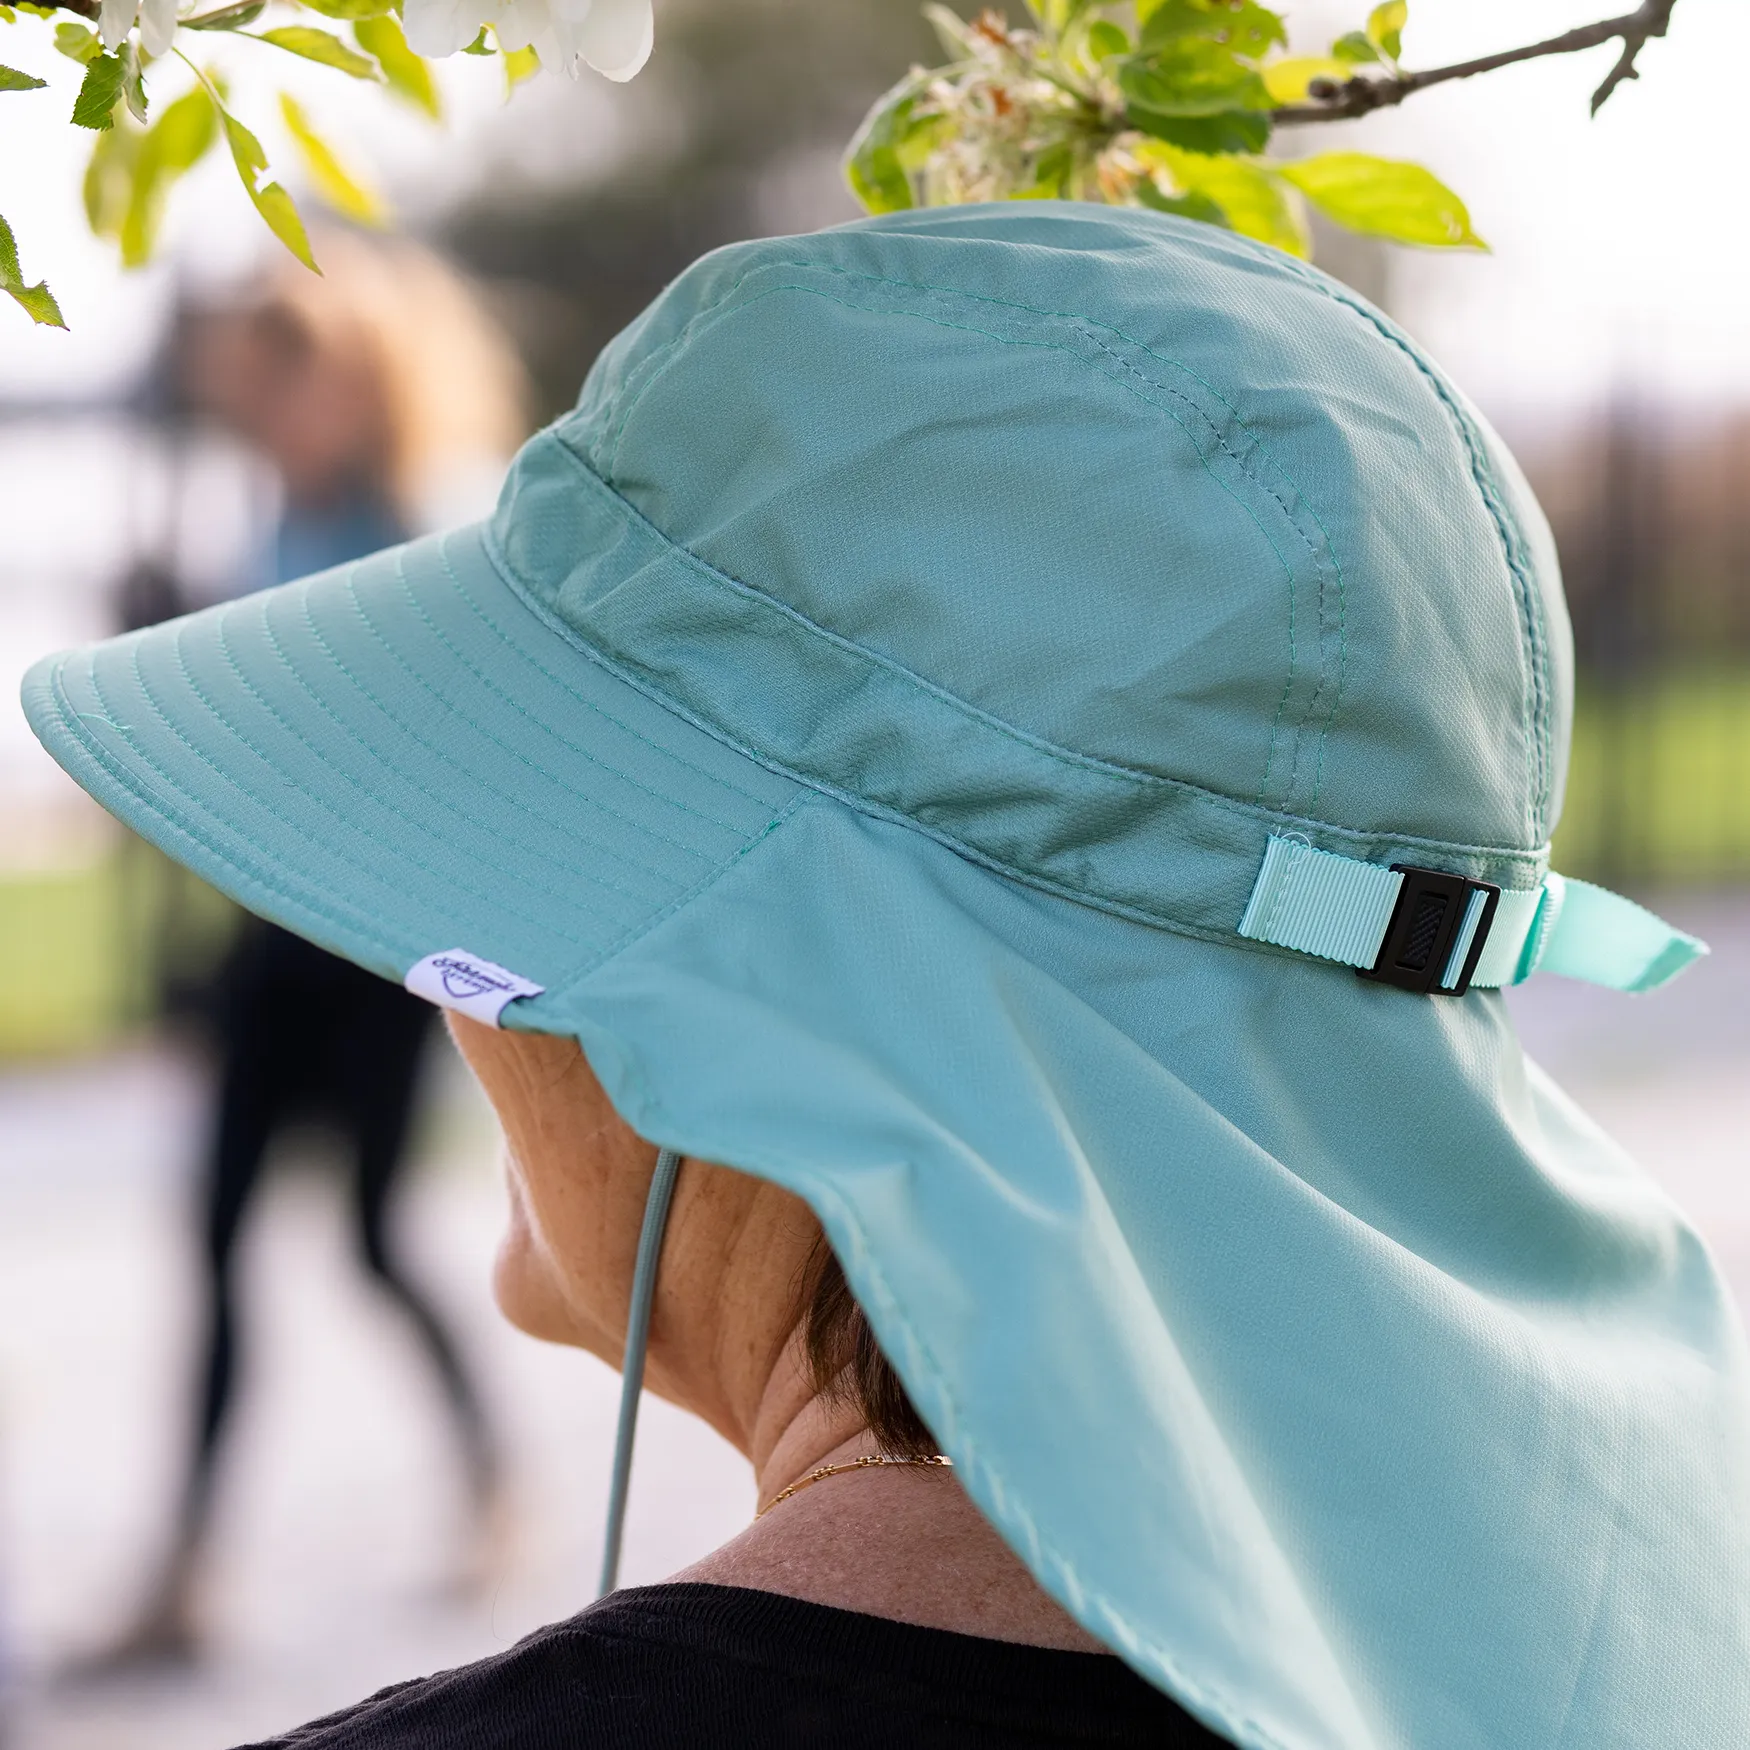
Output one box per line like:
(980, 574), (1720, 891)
(756, 1453), (953, 1519)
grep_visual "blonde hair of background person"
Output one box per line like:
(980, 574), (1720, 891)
(189, 227), (531, 537)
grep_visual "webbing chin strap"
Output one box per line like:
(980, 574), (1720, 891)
(1238, 835), (1706, 996)
(596, 1146), (683, 1598)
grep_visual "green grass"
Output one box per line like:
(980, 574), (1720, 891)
(0, 847), (236, 1059)
(1555, 669), (1750, 885)
(0, 859), (130, 1058)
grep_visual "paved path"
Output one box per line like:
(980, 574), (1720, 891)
(0, 894), (1744, 1748)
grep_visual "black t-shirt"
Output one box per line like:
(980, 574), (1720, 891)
(240, 1583), (1231, 1748)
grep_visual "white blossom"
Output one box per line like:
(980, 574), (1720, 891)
(402, 0), (652, 81)
(97, 0), (180, 55)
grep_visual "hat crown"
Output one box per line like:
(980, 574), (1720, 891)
(490, 204), (1571, 926)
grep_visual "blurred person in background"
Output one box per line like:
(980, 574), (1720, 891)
(87, 232), (530, 1669)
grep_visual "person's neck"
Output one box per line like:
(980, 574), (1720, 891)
(667, 1395), (1107, 1653)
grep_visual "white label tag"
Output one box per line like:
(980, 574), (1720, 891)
(404, 949), (544, 1027)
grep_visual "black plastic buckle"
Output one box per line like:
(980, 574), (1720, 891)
(1357, 865), (1500, 997)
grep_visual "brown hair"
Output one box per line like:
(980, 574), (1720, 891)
(794, 1232), (938, 1459)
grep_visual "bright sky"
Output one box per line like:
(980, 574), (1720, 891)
(1357, 0), (1750, 421)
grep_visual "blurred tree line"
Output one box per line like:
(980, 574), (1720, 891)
(1526, 409), (1750, 883)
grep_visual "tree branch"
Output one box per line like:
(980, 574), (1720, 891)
(1272, 0), (1679, 125)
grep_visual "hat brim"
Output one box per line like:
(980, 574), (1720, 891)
(22, 524), (806, 1004)
(23, 528), (1750, 1750)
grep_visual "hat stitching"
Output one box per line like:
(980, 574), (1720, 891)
(281, 581), (725, 893)
(43, 659), (434, 970)
(42, 646), (809, 1001)
(50, 652), (529, 966)
(529, 434), (1301, 811)
(480, 517), (1545, 967)
(590, 267), (1335, 818)
(516, 434), (1544, 877)
(209, 600), (664, 925)
(351, 552), (765, 851)
(137, 636), (601, 947)
(422, 537), (787, 818)
(779, 263), (1542, 845)
(1269, 257), (1550, 844)
(585, 285), (1316, 812)
(693, 255), (1353, 814)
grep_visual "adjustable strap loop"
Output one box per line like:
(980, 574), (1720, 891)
(1238, 835), (1706, 994)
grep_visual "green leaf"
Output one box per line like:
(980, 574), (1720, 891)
(1135, 140), (1307, 254)
(254, 26), (381, 79)
(1133, 180), (1228, 228)
(352, 13), (439, 119)
(54, 21), (103, 63)
(118, 83), (217, 265)
(1366, 1), (1406, 63)
(83, 111), (141, 237)
(1037, 0), (1095, 33)
(844, 75), (929, 215)
(302, 0), (395, 17)
(279, 90), (384, 224)
(1015, 138), (1074, 199)
(218, 104), (318, 269)
(0, 62), (47, 90)
(1086, 19), (1128, 60)
(0, 209), (66, 326)
(182, 0), (267, 27)
(1262, 55), (1350, 104)
(121, 41), (146, 123)
(72, 50), (125, 129)
(1278, 151), (1485, 248)
(1120, 43), (1272, 117)
(1131, 106), (1271, 154)
(1330, 31), (1379, 65)
(1141, 1), (1285, 59)
(921, 2), (977, 60)
(502, 41), (538, 90)
(460, 26), (491, 53)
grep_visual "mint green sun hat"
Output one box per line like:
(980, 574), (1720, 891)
(24, 203), (1750, 1748)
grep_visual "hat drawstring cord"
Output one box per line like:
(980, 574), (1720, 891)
(596, 1147), (683, 1598)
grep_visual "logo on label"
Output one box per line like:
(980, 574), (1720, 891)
(405, 949), (545, 1027)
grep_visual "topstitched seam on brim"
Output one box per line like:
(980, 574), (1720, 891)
(298, 581), (723, 887)
(45, 654), (469, 967)
(509, 439), (1549, 880)
(432, 529), (785, 818)
(129, 629), (634, 948)
(245, 592), (689, 911)
(587, 264), (1328, 814)
(47, 645), (805, 1000)
(327, 550), (748, 867)
(202, 594), (661, 927)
